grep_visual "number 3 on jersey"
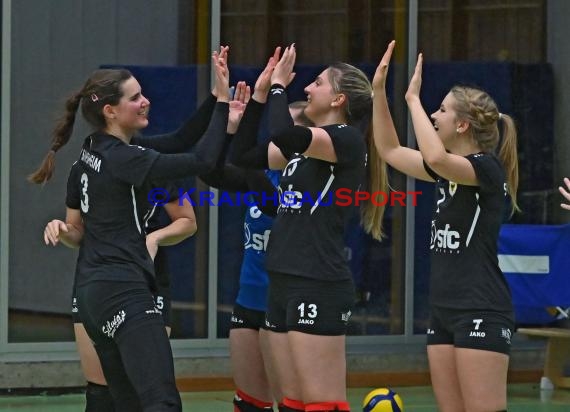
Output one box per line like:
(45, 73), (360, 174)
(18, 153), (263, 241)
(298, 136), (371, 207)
(80, 173), (89, 213)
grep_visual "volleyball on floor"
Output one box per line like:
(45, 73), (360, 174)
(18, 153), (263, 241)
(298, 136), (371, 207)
(362, 387), (403, 412)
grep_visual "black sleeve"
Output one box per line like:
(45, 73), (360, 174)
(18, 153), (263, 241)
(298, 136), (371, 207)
(199, 132), (252, 191)
(107, 145), (160, 187)
(65, 163), (81, 209)
(264, 84), (305, 161)
(142, 102), (230, 182)
(245, 169), (279, 217)
(321, 124), (366, 164)
(199, 164), (250, 192)
(271, 125), (312, 155)
(466, 153), (505, 193)
(136, 180), (179, 231)
(228, 99), (269, 168)
(138, 179), (181, 207)
(134, 94), (217, 153)
(232, 142), (270, 169)
(163, 179), (183, 202)
(267, 84), (294, 136)
(197, 132), (233, 188)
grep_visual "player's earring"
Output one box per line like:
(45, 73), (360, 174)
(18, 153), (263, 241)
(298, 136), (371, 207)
(456, 127), (460, 133)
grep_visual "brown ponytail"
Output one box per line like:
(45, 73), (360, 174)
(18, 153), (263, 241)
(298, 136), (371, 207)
(28, 68), (133, 184)
(327, 63), (388, 240)
(361, 122), (389, 240)
(497, 114), (520, 215)
(450, 86), (520, 215)
(28, 91), (82, 184)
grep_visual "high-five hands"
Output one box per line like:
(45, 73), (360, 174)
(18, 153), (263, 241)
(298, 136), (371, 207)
(271, 43), (297, 88)
(212, 46), (230, 102)
(406, 52), (424, 103)
(372, 40), (395, 93)
(227, 81), (251, 134)
(252, 47), (281, 103)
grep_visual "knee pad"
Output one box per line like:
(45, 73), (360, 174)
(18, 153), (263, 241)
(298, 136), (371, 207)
(85, 382), (115, 412)
(233, 389), (273, 411)
(305, 400), (350, 411)
(278, 397), (304, 412)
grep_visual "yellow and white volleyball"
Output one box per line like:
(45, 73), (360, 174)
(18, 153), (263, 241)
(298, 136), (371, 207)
(362, 387), (404, 412)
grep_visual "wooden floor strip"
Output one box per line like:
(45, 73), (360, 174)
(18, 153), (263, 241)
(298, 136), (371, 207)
(176, 369), (542, 392)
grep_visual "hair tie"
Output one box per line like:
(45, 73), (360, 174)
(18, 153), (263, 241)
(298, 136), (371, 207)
(90, 93), (99, 102)
(498, 112), (503, 120)
(49, 149), (56, 155)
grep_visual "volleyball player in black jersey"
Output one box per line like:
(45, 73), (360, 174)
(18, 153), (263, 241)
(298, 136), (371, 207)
(62, 63), (230, 411)
(32, 48), (232, 411)
(67, 180), (195, 411)
(201, 86), (313, 411)
(60, 62), (249, 412)
(231, 45), (388, 412)
(373, 41), (519, 412)
(559, 177), (570, 210)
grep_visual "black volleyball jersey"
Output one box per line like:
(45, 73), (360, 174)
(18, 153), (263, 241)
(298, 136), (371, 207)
(66, 133), (160, 287)
(135, 178), (180, 234)
(265, 124), (366, 281)
(426, 152), (513, 312)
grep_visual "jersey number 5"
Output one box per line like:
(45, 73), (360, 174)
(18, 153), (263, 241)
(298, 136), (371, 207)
(80, 173), (89, 213)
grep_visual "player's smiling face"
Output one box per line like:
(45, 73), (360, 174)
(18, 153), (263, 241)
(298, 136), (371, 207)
(303, 68), (338, 123)
(111, 77), (150, 135)
(430, 92), (460, 147)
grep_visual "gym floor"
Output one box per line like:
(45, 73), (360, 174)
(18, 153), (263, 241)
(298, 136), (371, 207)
(0, 384), (569, 411)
